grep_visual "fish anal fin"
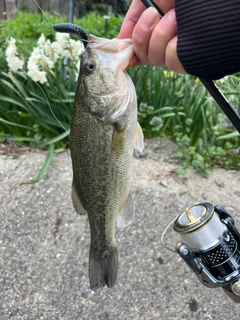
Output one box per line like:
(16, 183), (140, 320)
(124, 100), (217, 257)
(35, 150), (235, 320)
(134, 122), (144, 152)
(71, 182), (87, 215)
(117, 191), (135, 228)
(89, 246), (118, 291)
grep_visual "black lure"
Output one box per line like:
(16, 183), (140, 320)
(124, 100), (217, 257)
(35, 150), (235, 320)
(53, 23), (88, 48)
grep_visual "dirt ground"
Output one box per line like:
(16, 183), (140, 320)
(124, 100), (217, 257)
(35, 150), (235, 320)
(1, 138), (240, 320)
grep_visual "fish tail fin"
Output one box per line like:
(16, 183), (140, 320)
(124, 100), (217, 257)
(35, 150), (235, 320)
(89, 245), (118, 291)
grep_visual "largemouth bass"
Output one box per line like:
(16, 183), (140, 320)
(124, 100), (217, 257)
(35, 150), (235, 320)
(54, 24), (144, 290)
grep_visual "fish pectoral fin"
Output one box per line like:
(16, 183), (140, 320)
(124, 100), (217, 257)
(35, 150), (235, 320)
(134, 122), (144, 152)
(117, 191), (135, 228)
(71, 182), (87, 215)
(89, 247), (118, 291)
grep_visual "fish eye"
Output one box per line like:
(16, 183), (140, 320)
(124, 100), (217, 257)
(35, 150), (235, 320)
(84, 60), (95, 73)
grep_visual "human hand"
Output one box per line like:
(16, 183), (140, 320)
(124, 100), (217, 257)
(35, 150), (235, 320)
(118, 0), (186, 73)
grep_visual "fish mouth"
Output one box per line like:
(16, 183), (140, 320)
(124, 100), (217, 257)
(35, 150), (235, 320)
(87, 36), (134, 71)
(116, 39), (134, 71)
(53, 23), (134, 70)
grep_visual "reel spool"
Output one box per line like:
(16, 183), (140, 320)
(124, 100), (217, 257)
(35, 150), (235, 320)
(172, 203), (240, 302)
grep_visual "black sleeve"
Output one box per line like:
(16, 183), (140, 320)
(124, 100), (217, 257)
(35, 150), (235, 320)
(175, 0), (240, 80)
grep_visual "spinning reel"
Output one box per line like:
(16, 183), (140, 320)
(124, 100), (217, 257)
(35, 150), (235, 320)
(170, 203), (240, 302)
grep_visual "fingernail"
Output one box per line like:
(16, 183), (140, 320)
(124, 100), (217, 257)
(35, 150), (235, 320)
(167, 9), (176, 22)
(141, 7), (159, 30)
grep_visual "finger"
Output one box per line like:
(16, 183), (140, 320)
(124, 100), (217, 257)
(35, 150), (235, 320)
(148, 9), (177, 66)
(166, 36), (186, 74)
(118, 0), (146, 39)
(138, 0), (175, 15)
(155, 0), (174, 13)
(118, 0), (175, 39)
(127, 55), (142, 68)
(132, 7), (160, 65)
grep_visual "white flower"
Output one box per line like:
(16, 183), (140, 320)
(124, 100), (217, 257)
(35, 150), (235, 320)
(6, 43), (17, 57)
(5, 32), (83, 82)
(8, 37), (16, 45)
(54, 33), (73, 59)
(44, 40), (53, 59)
(56, 32), (69, 46)
(69, 39), (84, 60)
(27, 43), (54, 73)
(27, 65), (47, 84)
(6, 56), (24, 72)
(51, 41), (62, 62)
(6, 38), (17, 58)
(40, 56), (54, 70)
(38, 34), (46, 46)
(6, 37), (17, 55)
(28, 47), (41, 64)
(5, 38), (24, 72)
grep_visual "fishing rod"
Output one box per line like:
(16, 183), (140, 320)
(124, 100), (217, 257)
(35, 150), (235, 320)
(141, 0), (240, 134)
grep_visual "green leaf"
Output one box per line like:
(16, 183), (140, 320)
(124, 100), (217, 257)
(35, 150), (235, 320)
(173, 150), (183, 158)
(0, 135), (36, 142)
(0, 95), (27, 109)
(176, 167), (186, 175)
(0, 117), (35, 131)
(39, 129), (70, 147)
(217, 131), (240, 139)
(12, 144), (55, 194)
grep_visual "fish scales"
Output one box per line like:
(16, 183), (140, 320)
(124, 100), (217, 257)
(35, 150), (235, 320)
(71, 105), (135, 289)
(54, 24), (144, 290)
(71, 85), (136, 246)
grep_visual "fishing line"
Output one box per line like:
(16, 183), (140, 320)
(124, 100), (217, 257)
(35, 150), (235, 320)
(32, 0), (69, 135)
(160, 210), (227, 253)
(31, 78), (69, 134)
(160, 216), (177, 253)
(178, 211), (227, 251)
(33, 0), (54, 27)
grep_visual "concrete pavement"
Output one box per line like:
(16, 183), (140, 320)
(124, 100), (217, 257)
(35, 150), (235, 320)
(1, 139), (240, 319)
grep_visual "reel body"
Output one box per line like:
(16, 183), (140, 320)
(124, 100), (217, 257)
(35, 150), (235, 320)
(173, 203), (240, 302)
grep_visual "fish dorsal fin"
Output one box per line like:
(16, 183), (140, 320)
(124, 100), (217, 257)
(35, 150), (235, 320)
(134, 122), (144, 152)
(117, 190), (135, 228)
(71, 182), (87, 215)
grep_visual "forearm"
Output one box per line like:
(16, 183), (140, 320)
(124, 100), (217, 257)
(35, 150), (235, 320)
(175, 0), (240, 79)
